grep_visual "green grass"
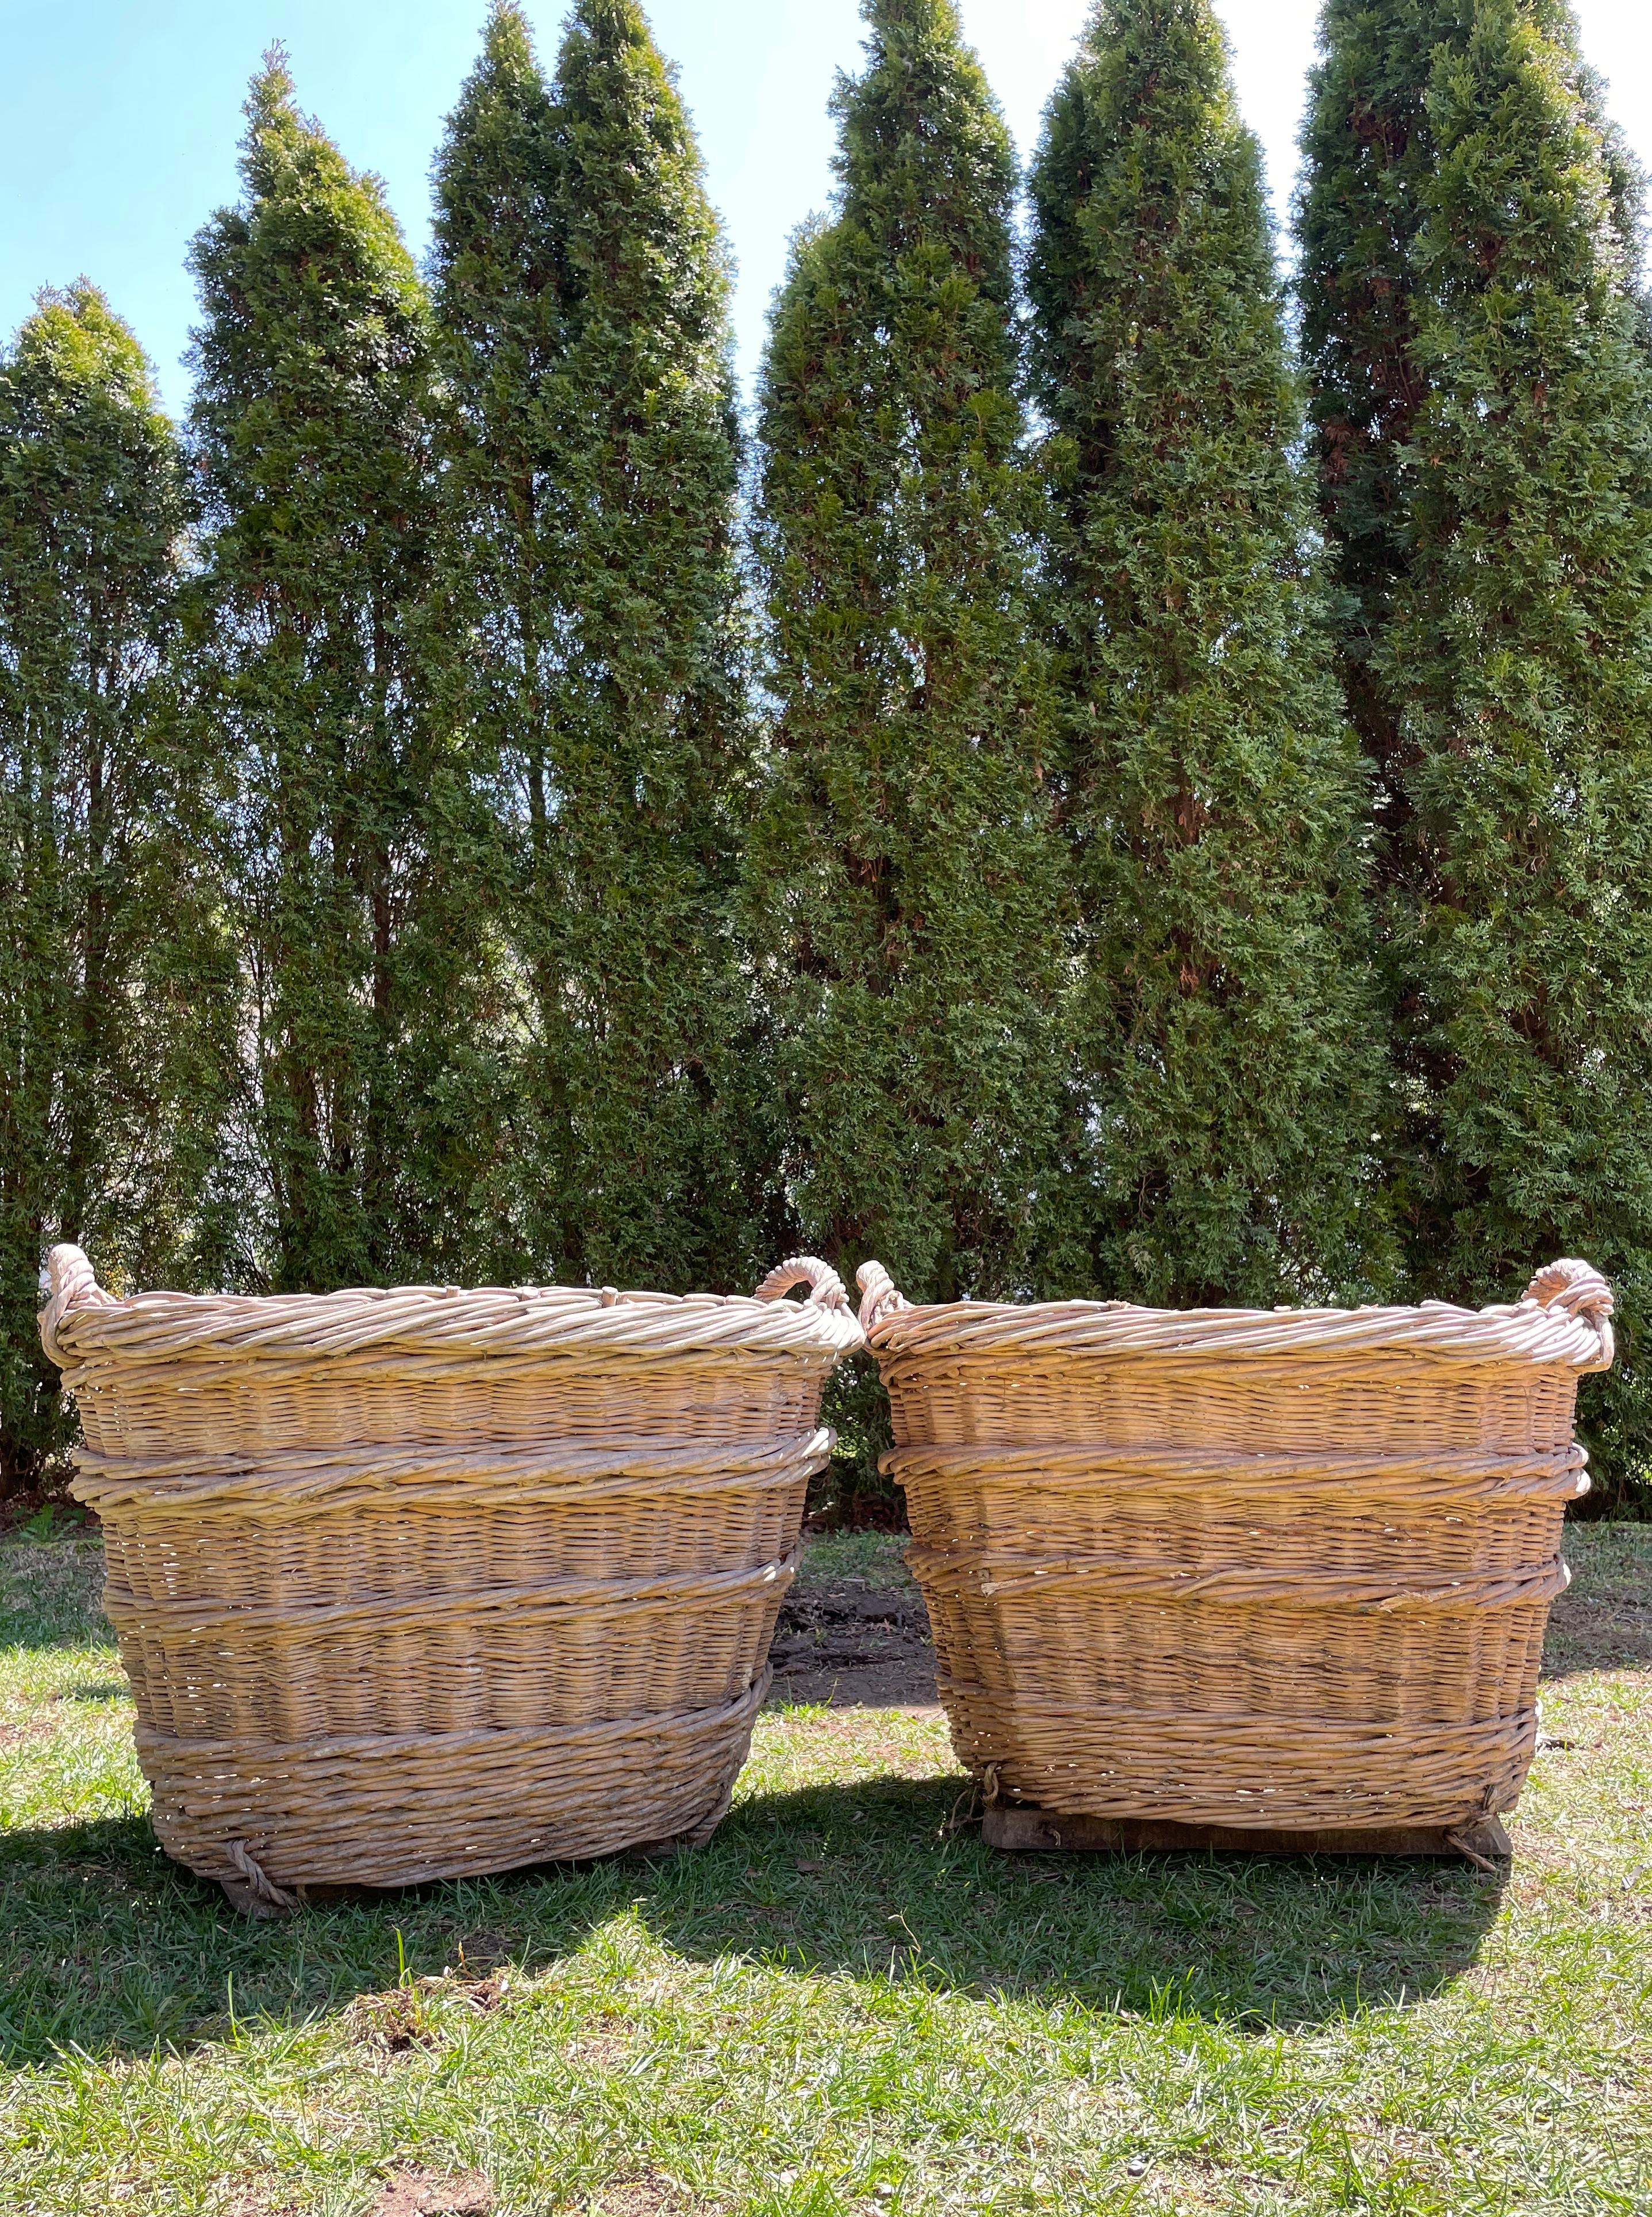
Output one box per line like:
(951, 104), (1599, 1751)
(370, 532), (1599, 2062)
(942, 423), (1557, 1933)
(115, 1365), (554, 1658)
(793, 1532), (912, 1589)
(0, 1531), (1648, 2215)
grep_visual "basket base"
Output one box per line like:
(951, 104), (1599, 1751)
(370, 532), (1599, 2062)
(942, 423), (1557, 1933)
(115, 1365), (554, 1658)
(214, 1823), (707, 1919)
(981, 1805), (1512, 1865)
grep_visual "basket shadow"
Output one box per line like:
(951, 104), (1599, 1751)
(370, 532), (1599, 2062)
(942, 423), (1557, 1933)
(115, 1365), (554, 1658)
(648, 1773), (1508, 2027)
(0, 1771), (1505, 2067)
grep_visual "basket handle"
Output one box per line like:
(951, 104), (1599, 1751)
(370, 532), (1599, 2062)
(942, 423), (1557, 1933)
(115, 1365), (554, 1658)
(1521, 1257), (1614, 1366)
(753, 1256), (850, 1313)
(855, 1260), (909, 1334)
(39, 1244), (106, 1370)
(1522, 1258), (1613, 1322)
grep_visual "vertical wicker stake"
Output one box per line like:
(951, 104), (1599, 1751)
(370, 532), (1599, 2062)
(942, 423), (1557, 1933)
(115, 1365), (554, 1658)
(856, 1259), (1613, 1862)
(40, 1250), (862, 1909)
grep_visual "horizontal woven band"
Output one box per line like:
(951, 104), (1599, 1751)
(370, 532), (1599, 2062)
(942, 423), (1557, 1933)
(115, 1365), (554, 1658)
(136, 1674), (771, 1773)
(885, 1442), (1588, 1506)
(139, 1675), (771, 1888)
(910, 1547), (1567, 1612)
(939, 1689), (1538, 1828)
(73, 1428), (831, 1517)
(105, 1547), (798, 1642)
(59, 1341), (844, 1413)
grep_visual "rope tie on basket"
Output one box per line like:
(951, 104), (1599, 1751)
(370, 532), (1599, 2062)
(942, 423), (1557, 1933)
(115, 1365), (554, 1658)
(1444, 1829), (1501, 1874)
(225, 1840), (298, 1915)
(753, 1256), (850, 1311)
(855, 1261), (909, 1334)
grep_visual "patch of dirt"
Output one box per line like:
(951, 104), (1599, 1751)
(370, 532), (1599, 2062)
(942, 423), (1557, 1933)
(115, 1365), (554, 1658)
(597, 2171), (685, 2215)
(450, 1928), (512, 1974)
(0, 1714), (57, 1751)
(455, 1971), (509, 2015)
(366, 2168), (494, 2216)
(769, 1577), (936, 1708)
(1545, 1529), (1652, 1677)
(219, 2181), (301, 2217)
(347, 1989), (441, 2054)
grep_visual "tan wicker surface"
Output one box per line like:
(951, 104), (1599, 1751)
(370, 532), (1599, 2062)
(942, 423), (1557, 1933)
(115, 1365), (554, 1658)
(855, 1257), (1612, 1834)
(41, 1249), (862, 1898)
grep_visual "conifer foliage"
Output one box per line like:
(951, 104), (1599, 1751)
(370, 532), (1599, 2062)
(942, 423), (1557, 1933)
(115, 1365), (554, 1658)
(10, 0), (1652, 1509)
(753, 0), (1069, 1300)
(1298, 0), (1642, 781)
(190, 53), (511, 1295)
(0, 287), (218, 1486)
(432, 2), (766, 1294)
(1028, 0), (1384, 1306)
(1301, 0), (1652, 1470)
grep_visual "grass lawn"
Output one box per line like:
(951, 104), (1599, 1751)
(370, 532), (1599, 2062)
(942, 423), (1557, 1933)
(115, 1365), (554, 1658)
(1, 1522), (1648, 2216)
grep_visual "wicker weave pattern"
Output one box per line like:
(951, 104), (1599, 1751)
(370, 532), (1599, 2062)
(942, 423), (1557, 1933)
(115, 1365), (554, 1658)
(78, 1435), (825, 1606)
(137, 1679), (773, 1890)
(856, 1257), (1611, 1832)
(42, 1248), (860, 1894)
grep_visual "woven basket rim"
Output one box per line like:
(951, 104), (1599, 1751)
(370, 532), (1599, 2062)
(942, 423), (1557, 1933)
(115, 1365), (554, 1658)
(851, 1259), (1614, 1374)
(39, 1245), (864, 1370)
(852, 1257), (1614, 1373)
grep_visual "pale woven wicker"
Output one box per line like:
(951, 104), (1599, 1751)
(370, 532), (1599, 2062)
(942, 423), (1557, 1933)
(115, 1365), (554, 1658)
(40, 1248), (862, 1904)
(855, 1257), (1613, 1836)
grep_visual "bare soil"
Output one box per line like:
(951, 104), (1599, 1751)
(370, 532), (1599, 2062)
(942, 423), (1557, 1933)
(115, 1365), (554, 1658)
(768, 1577), (937, 1709)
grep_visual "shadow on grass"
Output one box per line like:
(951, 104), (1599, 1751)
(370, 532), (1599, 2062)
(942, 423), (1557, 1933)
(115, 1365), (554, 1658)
(0, 1770), (1505, 2069)
(1, 1527), (1516, 2068)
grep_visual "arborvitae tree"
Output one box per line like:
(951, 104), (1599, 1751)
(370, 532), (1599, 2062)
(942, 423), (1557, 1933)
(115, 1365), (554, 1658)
(191, 53), (515, 1293)
(752, 0), (1069, 1301)
(1300, 0), (1642, 783)
(1301, 0), (1652, 1480)
(1026, 0), (1384, 1306)
(0, 285), (226, 1487)
(432, 1), (771, 1294)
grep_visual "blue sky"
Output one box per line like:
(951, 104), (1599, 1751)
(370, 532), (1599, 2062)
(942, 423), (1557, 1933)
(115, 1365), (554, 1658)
(4, 0), (1650, 420)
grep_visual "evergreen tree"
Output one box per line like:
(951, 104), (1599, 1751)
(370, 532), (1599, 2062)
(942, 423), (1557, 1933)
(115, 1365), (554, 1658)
(1301, 0), (1652, 1478)
(432, 1), (769, 1294)
(1027, 0), (1385, 1306)
(190, 53), (514, 1293)
(1299, 0), (1642, 827)
(0, 285), (225, 1487)
(752, 0), (1069, 1301)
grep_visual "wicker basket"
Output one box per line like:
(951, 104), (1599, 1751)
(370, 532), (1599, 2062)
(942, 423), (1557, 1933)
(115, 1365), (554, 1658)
(854, 1257), (1613, 1839)
(40, 1249), (862, 1906)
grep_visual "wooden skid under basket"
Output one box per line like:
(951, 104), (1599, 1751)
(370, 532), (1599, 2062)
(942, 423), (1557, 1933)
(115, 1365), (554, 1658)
(41, 1249), (863, 1898)
(981, 1804), (1513, 1865)
(856, 1258), (1614, 1839)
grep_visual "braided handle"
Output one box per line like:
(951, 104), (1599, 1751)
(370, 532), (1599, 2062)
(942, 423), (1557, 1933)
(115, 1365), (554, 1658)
(1522, 1257), (1613, 1366)
(753, 1256), (850, 1313)
(1523, 1258), (1613, 1320)
(38, 1244), (106, 1371)
(856, 1260), (909, 1334)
